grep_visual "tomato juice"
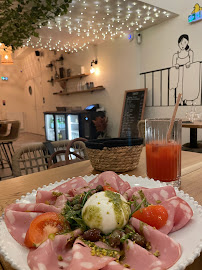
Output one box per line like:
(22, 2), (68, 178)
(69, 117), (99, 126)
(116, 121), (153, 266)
(146, 141), (181, 182)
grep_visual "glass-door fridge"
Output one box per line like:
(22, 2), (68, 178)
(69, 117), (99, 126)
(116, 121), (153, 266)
(44, 114), (55, 141)
(67, 114), (79, 140)
(44, 110), (106, 141)
(55, 114), (66, 140)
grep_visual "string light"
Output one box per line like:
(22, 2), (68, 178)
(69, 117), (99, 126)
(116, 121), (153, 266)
(24, 1), (176, 53)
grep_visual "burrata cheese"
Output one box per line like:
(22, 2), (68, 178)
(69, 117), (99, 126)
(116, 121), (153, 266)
(82, 190), (131, 234)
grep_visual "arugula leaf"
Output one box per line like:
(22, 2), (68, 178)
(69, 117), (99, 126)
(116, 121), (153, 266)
(138, 190), (150, 207)
(129, 197), (146, 218)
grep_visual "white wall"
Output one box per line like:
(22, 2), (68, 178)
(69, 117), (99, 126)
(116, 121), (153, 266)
(139, 0), (202, 144)
(62, 38), (141, 137)
(0, 59), (26, 128)
(20, 37), (140, 137)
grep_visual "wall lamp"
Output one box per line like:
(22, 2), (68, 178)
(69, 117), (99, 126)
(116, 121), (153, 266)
(56, 54), (64, 65)
(90, 59), (98, 74)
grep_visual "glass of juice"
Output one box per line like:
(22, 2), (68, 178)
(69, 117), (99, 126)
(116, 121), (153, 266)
(145, 119), (182, 188)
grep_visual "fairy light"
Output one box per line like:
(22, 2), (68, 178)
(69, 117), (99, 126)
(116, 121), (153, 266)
(24, 1), (176, 53)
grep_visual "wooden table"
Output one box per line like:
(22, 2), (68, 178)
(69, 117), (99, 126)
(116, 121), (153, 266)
(182, 121), (202, 149)
(0, 149), (202, 270)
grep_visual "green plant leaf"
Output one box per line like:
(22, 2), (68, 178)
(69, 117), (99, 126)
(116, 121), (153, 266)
(0, 0), (72, 50)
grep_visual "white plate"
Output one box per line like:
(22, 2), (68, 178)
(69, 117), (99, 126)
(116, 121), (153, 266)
(0, 175), (202, 270)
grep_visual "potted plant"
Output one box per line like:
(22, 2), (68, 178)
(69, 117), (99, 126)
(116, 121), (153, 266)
(92, 116), (108, 139)
(0, 0), (72, 50)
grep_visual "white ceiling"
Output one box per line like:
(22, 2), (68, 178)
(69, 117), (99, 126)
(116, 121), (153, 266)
(24, 0), (178, 53)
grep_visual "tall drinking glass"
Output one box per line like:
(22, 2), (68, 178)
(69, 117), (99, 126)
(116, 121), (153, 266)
(145, 119), (182, 188)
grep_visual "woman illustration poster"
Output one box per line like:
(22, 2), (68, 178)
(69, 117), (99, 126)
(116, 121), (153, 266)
(173, 34), (193, 68)
(170, 34), (200, 105)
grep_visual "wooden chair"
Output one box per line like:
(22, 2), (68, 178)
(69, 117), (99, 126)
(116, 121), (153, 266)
(0, 120), (20, 170)
(12, 139), (88, 177)
(0, 123), (8, 136)
(48, 138), (88, 169)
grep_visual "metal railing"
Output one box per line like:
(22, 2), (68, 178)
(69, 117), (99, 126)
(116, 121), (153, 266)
(140, 61), (202, 107)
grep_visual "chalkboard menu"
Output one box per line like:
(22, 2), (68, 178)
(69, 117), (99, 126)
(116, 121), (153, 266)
(119, 89), (147, 138)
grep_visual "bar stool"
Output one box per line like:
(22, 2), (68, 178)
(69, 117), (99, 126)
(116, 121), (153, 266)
(0, 121), (20, 170)
(0, 123), (8, 168)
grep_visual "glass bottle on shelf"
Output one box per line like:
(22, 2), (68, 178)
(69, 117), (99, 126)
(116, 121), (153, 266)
(62, 119), (65, 129)
(55, 71), (59, 80)
(58, 131), (62, 140)
(57, 118), (60, 128)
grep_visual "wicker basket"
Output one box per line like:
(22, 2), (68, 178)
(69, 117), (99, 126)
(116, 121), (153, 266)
(85, 138), (143, 172)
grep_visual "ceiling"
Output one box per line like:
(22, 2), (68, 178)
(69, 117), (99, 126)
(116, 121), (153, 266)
(24, 0), (178, 54)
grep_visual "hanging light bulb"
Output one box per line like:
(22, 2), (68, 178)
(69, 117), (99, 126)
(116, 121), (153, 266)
(90, 66), (95, 73)
(1, 51), (13, 65)
(0, 44), (13, 64)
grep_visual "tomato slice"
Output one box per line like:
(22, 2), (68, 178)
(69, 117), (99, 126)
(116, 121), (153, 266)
(132, 205), (168, 229)
(103, 185), (117, 192)
(24, 212), (68, 248)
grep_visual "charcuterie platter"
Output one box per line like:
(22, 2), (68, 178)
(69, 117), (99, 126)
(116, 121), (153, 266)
(0, 173), (202, 270)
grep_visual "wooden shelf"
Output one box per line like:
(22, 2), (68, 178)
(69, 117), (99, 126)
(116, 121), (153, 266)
(55, 74), (89, 82)
(53, 86), (105, 96)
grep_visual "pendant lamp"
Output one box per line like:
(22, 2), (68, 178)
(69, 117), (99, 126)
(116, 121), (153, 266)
(1, 51), (13, 65)
(0, 44), (13, 64)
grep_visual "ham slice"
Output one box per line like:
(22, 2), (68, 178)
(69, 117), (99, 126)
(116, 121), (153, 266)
(5, 203), (62, 245)
(36, 190), (74, 205)
(123, 186), (148, 200)
(28, 229), (82, 270)
(131, 186), (176, 206)
(54, 194), (68, 209)
(52, 177), (88, 193)
(36, 190), (59, 204)
(102, 261), (128, 270)
(5, 210), (40, 245)
(67, 239), (118, 270)
(36, 177), (89, 205)
(159, 196), (193, 234)
(89, 171), (130, 194)
(6, 202), (62, 213)
(130, 217), (181, 269)
(122, 240), (164, 270)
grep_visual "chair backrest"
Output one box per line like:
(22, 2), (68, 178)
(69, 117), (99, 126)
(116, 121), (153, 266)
(0, 120), (20, 142)
(12, 143), (50, 177)
(12, 139), (88, 177)
(12, 140), (69, 177)
(48, 138), (88, 169)
(0, 123), (8, 136)
(65, 138), (88, 163)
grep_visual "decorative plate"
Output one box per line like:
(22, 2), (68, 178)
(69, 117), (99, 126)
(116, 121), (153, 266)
(0, 175), (202, 270)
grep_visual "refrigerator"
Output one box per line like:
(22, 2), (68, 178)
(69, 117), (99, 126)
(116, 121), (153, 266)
(44, 111), (105, 141)
(67, 114), (79, 140)
(44, 114), (55, 141)
(55, 114), (66, 141)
